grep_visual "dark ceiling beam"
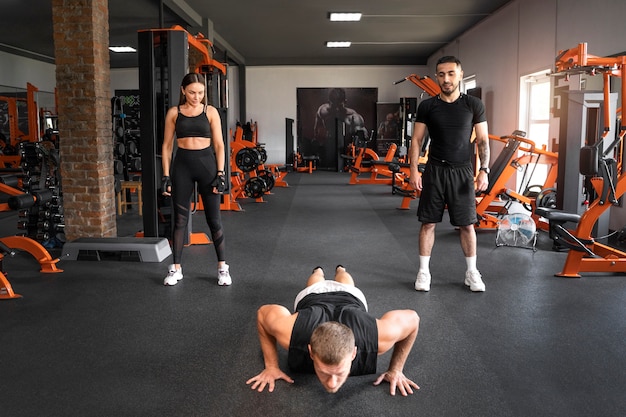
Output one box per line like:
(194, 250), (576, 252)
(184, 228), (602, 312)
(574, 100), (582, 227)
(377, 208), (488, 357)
(164, 0), (245, 66)
(163, 0), (202, 26)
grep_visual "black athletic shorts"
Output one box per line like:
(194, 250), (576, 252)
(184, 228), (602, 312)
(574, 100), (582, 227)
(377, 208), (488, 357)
(417, 161), (477, 226)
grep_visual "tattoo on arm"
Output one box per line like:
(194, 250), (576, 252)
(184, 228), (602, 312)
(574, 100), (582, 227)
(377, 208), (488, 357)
(477, 137), (490, 167)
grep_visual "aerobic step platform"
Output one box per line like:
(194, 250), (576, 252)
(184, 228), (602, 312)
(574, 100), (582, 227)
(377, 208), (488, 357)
(62, 237), (172, 262)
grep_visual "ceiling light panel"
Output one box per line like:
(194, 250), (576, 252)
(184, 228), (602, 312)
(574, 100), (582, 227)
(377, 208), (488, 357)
(329, 12), (362, 22)
(326, 41), (352, 48)
(109, 46), (136, 53)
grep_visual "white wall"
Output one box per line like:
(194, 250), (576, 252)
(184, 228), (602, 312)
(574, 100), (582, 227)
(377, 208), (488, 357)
(0, 51), (56, 92)
(245, 65), (428, 164)
(110, 68), (138, 94)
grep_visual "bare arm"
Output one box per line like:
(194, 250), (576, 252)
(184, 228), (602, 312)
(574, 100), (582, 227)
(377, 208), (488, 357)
(246, 304), (296, 392)
(160, 107), (178, 195)
(373, 310), (420, 396)
(207, 105), (226, 173)
(409, 122), (427, 191)
(313, 103), (332, 141)
(161, 107), (178, 177)
(474, 121), (490, 192)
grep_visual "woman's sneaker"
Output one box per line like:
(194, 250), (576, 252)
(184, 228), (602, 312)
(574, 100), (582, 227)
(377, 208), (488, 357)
(164, 265), (183, 286)
(218, 264), (232, 286)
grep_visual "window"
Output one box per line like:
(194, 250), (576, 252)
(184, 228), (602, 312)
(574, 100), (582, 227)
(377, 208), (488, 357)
(463, 75), (476, 93)
(518, 70), (551, 189)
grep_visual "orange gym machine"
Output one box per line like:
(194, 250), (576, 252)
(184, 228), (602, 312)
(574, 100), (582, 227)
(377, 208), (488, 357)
(537, 43), (626, 277)
(475, 132), (559, 230)
(0, 83), (53, 168)
(229, 126), (271, 205)
(341, 133), (378, 175)
(0, 187), (63, 300)
(0, 236), (63, 300)
(292, 152), (320, 174)
(346, 142), (401, 185)
(238, 121), (289, 187)
(0, 85), (63, 298)
(338, 74), (437, 189)
(394, 74), (441, 97)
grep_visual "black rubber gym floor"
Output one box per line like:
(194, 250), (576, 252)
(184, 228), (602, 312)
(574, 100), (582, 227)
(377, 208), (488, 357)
(2, 171), (625, 417)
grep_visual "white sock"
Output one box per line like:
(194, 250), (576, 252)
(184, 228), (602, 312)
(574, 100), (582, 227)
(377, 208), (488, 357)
(465, 256), (477, 272)
(419, 256), (431, 273)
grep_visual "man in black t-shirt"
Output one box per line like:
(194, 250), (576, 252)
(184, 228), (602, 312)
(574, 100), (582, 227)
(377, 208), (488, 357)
(409, 56), (491, 293)
(246, 265), (420, 396)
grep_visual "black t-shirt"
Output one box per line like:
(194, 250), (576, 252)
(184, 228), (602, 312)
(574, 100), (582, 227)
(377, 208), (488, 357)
(288, 292), (378, 376)
(416, 93), (486, 163)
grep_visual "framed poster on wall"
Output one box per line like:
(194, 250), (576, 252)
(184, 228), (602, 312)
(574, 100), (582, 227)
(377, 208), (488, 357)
(375, 102), (401, 155)
(297, 87), (377, 171)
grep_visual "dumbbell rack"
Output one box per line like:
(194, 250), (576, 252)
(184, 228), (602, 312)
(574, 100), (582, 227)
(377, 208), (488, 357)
(14, 141), (65, 247)
(111, 95), (142, 183)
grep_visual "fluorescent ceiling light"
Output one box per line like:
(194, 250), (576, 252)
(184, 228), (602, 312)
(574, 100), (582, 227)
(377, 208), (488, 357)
(109, 46), (136, 53)
(329, 12), (362, 22)
(326, 41), (352, 48)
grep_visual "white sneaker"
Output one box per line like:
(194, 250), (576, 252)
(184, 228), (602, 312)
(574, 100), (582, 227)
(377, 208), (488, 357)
(164, 264), (183, 286)
(218, 264), (232, 286)
(464, 270), (485, 292)
(414, 270), (431, 292)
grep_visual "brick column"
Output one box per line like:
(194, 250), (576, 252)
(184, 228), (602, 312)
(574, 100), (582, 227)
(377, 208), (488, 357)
(52, 0), (116, 239)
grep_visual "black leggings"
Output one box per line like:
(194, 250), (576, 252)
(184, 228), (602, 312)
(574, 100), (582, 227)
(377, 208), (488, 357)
(170, 147), (225, 264)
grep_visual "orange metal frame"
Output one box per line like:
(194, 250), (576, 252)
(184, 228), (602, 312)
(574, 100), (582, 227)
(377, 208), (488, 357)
(0, 97), (26, 169)
(552, 43), (626, 277)
(0, 83), (44, 146)
(475, 134), (559, 230)
(342, 141), (377, 174)
(394, 74), (441, 97)
(229, 138), (268, 204)
(293, 152), (319, 174)
(231, 123), (288, 185)
(140, 25), (227, 75)
(0, 235), (63, 300)
(0, 182), (27, 212)
(348, 144), (399, 185)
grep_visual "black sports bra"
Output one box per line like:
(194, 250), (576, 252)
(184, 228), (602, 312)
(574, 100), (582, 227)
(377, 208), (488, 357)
(175, 105), (212, 139)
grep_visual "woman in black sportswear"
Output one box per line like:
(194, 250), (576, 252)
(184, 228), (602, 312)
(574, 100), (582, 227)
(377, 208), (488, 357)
(161, 72), (231, 287)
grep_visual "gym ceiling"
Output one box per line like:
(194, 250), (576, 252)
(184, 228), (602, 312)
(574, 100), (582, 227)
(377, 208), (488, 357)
(0, 0), (511, 68)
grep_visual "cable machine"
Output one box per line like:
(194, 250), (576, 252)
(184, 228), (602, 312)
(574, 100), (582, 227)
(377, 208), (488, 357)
(538, 43), (626, 277)
(138, 25), (228, 238)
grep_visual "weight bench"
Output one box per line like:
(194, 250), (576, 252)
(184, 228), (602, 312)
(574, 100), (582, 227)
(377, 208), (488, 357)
(534, 207), (585, 252)
(296, 155), (319, 174)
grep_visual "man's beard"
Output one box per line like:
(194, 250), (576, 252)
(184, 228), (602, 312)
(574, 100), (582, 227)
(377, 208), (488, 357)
(440, 83), (458, 96)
